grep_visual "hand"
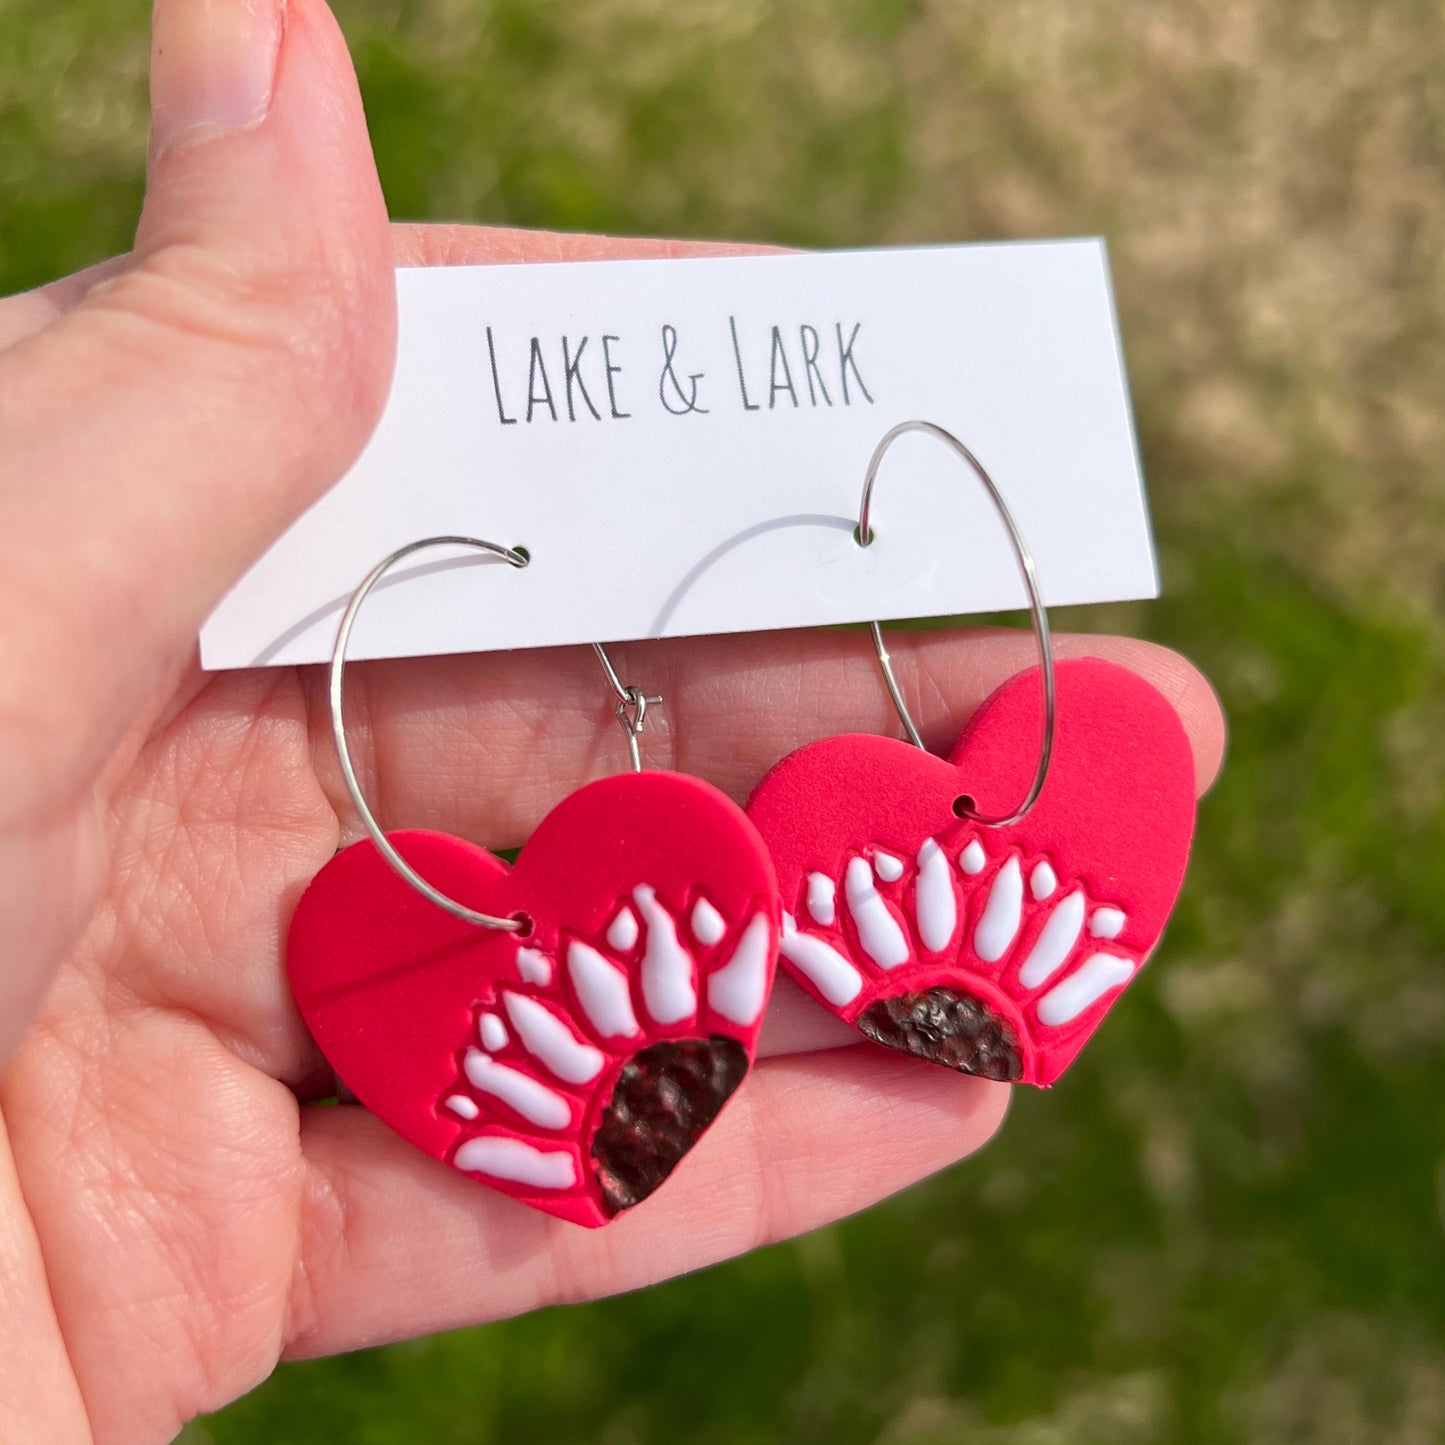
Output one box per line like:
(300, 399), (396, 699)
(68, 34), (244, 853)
(0, 2), (1226, 1440)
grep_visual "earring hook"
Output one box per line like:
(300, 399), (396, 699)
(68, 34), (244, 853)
(592, 642), (663, 774)
(857, 420), (1055, 828)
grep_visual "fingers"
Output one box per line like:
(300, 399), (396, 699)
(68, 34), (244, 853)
(390, 221), (786, 268)
(0, 221), (780, 349)
(756, 974), (861, 1057)
(0, 0), (395, 827)
(287, 1044), (1008, 1358)
(314, 627), (1225, 850)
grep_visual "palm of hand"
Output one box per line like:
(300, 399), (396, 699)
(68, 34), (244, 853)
(11, 631), (1095, 1440)
(6, 666), (350, 1439)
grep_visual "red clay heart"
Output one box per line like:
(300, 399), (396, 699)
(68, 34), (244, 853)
(746, 658), (1196, 1086)
(288, 772), (780, 1227)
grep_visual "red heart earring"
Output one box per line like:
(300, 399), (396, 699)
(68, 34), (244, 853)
(747, 424), (1197, 1087)
(287, 537), (781, 1227)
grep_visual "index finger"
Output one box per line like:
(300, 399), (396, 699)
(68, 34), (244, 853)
(388, 221), (785, 268)
(314, 626), (1225, 852)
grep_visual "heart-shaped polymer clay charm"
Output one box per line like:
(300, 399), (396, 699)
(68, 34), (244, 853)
(746, 658), (1196, 1086)
(288, 772), (780, 1227)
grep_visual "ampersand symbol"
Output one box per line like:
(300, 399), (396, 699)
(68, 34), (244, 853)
(657, 324), (709, 415)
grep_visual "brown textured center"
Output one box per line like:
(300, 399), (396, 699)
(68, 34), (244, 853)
(591, 1036), (748, 1216)
(857, 987), (1023, 1082)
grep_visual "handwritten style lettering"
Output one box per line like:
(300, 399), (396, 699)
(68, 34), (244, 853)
(485, 319), (873, 424)
(729, 319), (873, 413)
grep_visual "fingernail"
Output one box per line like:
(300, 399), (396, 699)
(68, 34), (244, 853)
(150, 0), (287, 158)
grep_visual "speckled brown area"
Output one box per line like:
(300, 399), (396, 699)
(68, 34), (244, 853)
(591, 1036), (748, 1216)
(857, 987), (1023, 1082)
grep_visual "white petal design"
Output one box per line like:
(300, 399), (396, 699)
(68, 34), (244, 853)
(454, 1136), (576, 1190)
(478, 1013), (509, 1052)
(445, 1094), (480, 1120)
(1037, 954), (1135, 1026)
(606, 905), (640, 952)
(960, 840), (986, 874)
(844, 856), (910, 969)
(567, 941), (641, 1039)
(463, 1049), (571, 1129)
(691, 896), (726, 946)
(780, 913), (864, 1005)
(806, 872), (837, 926)
(973, 857), (1023, 963)
(707, 912), (773, 1026)
(516, 947), (553, 986)
(633, 885), (697, 1025)
(1017, 890), (1086, 989)
(1090, 907), (1126, 940)
(915, 838), (958, 954)
(502, 992), (606, 1084)
(873, 851), (904, 882)
(1030, 861), (1058, 901)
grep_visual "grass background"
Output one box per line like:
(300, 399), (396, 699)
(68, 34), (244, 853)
(3, 1), (1444, 1439)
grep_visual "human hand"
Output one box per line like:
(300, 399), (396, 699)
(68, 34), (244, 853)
(0, 2), (1226, 1439)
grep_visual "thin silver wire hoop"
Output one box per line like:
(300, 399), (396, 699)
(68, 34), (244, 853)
(857, 420), (1055, 829)
(329, 535), (531, 931)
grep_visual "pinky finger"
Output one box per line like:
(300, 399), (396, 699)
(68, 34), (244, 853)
(287, 1046), (1009, 1359)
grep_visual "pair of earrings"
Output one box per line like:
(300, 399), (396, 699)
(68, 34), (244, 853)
(287, 422), (1197, 1228)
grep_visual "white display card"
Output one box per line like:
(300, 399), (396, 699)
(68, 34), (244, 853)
(199, 240), (1157, 670)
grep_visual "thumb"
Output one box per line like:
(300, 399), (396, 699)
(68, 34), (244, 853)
(0, 0), (396, 819)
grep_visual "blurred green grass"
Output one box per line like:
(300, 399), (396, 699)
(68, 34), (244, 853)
(4, 1), (1444, 1440)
